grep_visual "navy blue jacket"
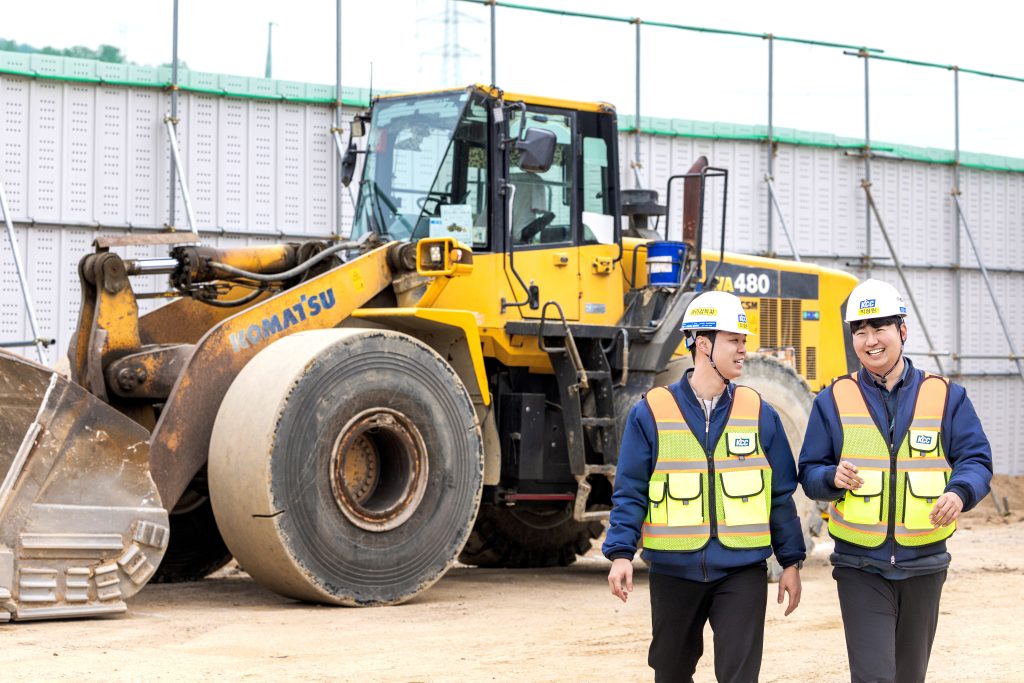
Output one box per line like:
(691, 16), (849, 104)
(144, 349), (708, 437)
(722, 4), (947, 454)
(798, 359), (993, 564)
(602, 370), (806, 582)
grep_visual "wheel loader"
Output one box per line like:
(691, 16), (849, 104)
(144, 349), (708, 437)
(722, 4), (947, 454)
(0, 84), (857, 620)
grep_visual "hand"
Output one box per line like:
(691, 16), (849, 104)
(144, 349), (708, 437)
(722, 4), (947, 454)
(777, 565), (801, 616)
(834, 461), (864, 490)
(607, 558), (634, 603)
(930, 491), (964, 527)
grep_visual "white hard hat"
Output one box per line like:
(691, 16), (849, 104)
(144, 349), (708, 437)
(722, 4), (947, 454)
(682, 291), (749, 336)
(844, 278), (910, 323)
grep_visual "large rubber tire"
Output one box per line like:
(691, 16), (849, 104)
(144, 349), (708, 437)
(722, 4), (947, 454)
(654, 354), (821, 575)
(458, 504), (603, 568)
(151, 479), (232, 583)
(208, 329), (483, 606)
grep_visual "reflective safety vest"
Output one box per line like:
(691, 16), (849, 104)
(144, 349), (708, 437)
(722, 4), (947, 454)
(827, 373), (955, 548)
(642, 385), (772, 552)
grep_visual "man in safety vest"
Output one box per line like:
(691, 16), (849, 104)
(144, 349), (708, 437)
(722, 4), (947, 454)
(798, 278), (992, 683)
(605, 290), (805, 682)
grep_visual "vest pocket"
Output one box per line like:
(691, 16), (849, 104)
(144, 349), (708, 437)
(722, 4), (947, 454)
(648, 479), (668, 525)
(909, 429), (940, 456)
(842, 469), (885, 525)
(719, 470), (768, 526)
(666, 472), (704, 527)
(904, 470), (948, 530)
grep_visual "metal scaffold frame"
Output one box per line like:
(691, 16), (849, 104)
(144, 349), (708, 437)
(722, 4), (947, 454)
(0, 175), (50, 363)
(465, 0), (1022, 384)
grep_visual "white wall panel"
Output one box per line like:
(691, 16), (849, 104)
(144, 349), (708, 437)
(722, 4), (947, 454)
(1, 72), (1021, 471)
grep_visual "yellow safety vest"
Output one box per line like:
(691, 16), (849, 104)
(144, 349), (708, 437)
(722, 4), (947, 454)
(643, 385), (772, 552)
(827, 373), (955, 548)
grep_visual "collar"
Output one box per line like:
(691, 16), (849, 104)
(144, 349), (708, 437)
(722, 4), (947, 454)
(860, 356), (914, 393)
(680, 368), (734, 408)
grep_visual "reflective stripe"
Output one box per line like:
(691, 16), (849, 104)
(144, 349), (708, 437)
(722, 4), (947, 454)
(729, 418), (759, 427)
(836, 456), (889, 467)
(897, 458), (953, 471)
(654, 460), (706, 473)
(714, 456), (770, 470)
(655, 421), (691, 431)
(895, 524), (947, 536)
(828, 502), (887, 536)
(718, 523), (770, 534)
(910, 418), (942, 429)
(643, 523), (712, 536)
(839, 416), (876, 426)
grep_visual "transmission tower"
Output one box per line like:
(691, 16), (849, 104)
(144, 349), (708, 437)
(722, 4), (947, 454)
(417, 0), (481, 85)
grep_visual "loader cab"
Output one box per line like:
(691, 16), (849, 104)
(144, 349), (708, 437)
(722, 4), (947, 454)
(347, 86), (624, 326)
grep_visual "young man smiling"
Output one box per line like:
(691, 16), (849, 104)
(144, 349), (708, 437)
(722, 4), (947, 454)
(798, 279), (992, 683)
(605, 290), (804, 683)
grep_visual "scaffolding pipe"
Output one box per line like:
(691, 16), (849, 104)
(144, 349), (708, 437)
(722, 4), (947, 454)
(335, 0), (344, 237)
(765, 34), (774, 255)
(764, 176), (800, 261)
(489, 0), (496, 84)
(953, 66), (962, 378)
(952, 194), (1024, 381)
(862, 184), (945, 375)
(862, 51), (873, 277)
(163, 118), (199, 236)
(169, 0), (180, 231)
(0, 177), (48, 364)
(633, 17), (642, 188)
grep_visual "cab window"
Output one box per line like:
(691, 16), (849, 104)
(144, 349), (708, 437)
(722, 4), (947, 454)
(509, 110), (574, 246)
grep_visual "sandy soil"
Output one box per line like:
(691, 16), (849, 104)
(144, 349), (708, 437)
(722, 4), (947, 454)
(2, 477), (1022, 682)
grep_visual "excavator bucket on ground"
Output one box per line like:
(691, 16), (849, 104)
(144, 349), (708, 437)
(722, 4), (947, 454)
(0, 349), (169, 621)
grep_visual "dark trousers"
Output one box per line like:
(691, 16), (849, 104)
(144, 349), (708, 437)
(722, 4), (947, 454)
(834, 567), (947, 683)
(648, 565), (767, 683)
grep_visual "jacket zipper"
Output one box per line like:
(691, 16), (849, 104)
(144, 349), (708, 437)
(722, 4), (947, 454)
(877, 381), (899, 566)
(705, 404), (718, 545)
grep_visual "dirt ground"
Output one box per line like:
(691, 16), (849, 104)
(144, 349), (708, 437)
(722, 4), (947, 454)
(2, 475), (1022, 682)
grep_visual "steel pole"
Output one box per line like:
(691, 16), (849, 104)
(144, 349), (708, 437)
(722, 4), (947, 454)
(765, 177), (800, 261)
(862, 186), (946, 375)
(766, 34), (774, 256)
(169, 0), (180, 230)
(0, 178), (47, 363)
(489, 0), (496, 84)
(633, 18), (641, 189)
(952, 67), (963, 378)
(953, 195), (1024, 381)
(164, 119), (199, 235)
(335, 0), (344, 237)
(862, 51), (872, 277)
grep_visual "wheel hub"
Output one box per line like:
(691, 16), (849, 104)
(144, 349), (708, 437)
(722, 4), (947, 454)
(330, 408), (428, 532)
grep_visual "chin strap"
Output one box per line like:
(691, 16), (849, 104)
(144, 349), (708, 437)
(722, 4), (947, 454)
(868, 330), (907, 385)
(703, 335), (731, 388)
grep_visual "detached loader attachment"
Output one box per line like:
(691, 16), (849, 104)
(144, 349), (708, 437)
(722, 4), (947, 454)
(0, 350), (168, 621)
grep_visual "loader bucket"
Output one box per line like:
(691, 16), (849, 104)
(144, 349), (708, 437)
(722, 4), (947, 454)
(0, 350), (169, 621)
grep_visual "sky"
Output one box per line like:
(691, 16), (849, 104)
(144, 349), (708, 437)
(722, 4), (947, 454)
(3, 0), (1023, 157)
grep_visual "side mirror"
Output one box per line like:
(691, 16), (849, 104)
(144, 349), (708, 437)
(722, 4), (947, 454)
(350, 117), (367, 138)
(514, 128), (556, 174)
(341, 142), (358, 187)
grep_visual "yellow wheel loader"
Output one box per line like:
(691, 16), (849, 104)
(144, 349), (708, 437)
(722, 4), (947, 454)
(0, 85), (856, 620)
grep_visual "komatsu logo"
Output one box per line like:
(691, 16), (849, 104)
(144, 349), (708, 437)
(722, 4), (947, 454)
(229, 288), (337, 353)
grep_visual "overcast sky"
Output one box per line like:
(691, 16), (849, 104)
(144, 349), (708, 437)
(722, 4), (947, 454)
(4, 0), (1023, 157)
